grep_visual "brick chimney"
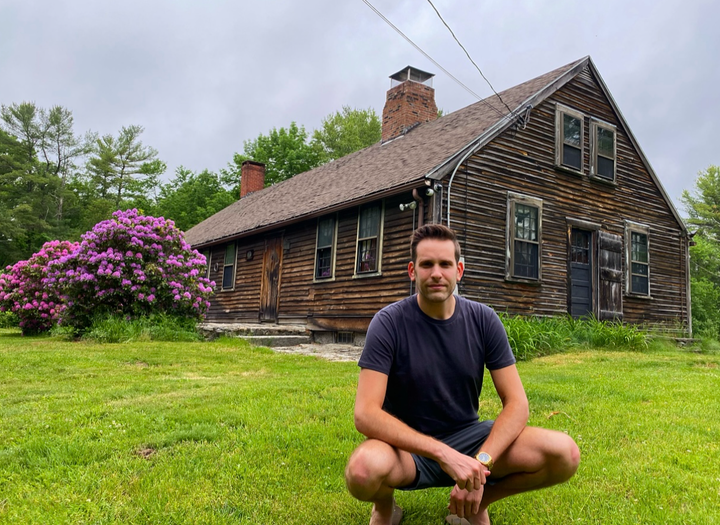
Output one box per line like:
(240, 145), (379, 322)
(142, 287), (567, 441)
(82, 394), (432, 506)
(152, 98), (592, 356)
(382, 66), (438, 143)
(240, 160), (265, 198)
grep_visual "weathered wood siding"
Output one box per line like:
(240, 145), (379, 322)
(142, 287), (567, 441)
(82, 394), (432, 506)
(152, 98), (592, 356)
(449, 66), (688, 329)
(205, 193), (420, 327)
(206, 237), (265, 322)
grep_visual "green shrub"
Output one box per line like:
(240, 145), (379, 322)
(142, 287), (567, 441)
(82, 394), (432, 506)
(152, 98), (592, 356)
(79, 312), (202, 343)
(0, 310), (19, 328)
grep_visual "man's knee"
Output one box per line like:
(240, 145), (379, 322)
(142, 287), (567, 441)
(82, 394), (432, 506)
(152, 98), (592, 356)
(549, 432), (580, 482)
(345, 440), (397, 499)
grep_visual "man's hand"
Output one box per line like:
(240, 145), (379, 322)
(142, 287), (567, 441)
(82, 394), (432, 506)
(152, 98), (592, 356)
(437, 447), (490, 491)
(448, 484), (484, 520)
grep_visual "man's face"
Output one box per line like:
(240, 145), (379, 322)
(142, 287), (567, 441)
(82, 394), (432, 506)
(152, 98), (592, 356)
(409, 238), (463, 305)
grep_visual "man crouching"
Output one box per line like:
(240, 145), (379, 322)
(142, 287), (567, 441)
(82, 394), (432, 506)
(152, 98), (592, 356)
(345, 224), (580, 525)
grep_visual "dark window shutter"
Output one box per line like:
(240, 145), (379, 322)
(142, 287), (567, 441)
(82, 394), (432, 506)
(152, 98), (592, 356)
(598, 231), (623, 321)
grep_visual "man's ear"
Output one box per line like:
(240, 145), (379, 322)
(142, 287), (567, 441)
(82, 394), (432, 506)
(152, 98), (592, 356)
(457, 260), (464, 281)
(408, 261), (416, 282)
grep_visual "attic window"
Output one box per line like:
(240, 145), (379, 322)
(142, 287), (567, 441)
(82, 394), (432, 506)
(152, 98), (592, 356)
(355, 202), (384, 276)
(314, 215), (337, 281)
(591, 120), (617, 181)
(555, 104), (584, 173)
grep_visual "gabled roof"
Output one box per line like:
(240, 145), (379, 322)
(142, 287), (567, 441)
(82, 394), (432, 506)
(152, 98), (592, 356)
(186, 56), (684, 247)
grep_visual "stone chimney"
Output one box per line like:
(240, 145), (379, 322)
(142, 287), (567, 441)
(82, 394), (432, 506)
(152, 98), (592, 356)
(382, 66), (438, 143)
(240, 160), (265, 198)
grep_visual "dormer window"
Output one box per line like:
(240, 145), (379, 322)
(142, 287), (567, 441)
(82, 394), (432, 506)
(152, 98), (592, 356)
(555, 104), (584, 173)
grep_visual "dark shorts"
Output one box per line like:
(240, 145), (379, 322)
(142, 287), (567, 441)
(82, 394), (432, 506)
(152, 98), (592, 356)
(399, 420), (494, 491)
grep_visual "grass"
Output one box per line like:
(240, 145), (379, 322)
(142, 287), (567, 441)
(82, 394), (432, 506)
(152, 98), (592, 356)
(0, 329), (719, 524)
(499, 314), (651, 360)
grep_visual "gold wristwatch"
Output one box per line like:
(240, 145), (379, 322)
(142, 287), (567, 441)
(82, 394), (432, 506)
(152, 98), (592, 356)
(475, 451), (493, 471)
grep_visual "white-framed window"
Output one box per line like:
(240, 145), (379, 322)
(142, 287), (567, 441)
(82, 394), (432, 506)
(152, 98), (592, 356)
(625, 221), (650, 296)
(590, 119), (617, 181)
(507, 192), (543, 281)
(314, 215), (338, 281)
(354, 202), (384, 276)
(200, 249), (211, 279)
(222, 242), (237, 291)
(555, 104), (585, 173)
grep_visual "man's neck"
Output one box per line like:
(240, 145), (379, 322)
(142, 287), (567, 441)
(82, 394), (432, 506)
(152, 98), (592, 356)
(416, 294), (456, 320)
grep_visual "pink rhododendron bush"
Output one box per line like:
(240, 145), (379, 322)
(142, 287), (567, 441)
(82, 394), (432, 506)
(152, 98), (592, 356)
(0, 240), (79, 335)
(46, 209), (214, 333)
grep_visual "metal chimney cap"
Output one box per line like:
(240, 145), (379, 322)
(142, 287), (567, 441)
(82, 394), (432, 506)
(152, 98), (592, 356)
(389, 66), (435, 86)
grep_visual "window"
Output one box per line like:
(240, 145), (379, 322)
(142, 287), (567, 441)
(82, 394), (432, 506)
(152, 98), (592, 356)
(222, 243), (236, 290)
(200, 249), (211, 279)
(625, 222), (650, 296)
(355, 203), (383, 275)
(591, 120), (617, 181)
(314, 215), (337, 280)
(507, 193), (542, 281)
(555, 105), (584, 172)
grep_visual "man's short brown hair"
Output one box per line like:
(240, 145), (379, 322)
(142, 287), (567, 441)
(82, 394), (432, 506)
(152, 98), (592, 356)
(410, 224), (461, 262)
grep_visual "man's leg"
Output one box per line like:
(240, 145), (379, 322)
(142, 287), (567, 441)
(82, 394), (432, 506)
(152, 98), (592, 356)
(345, 439), (417, 525)
(480, 426), (580, 515)
(445, 426), (579, 525)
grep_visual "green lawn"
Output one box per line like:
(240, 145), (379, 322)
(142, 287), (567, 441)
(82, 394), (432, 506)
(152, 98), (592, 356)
(0, 329), (718, 524)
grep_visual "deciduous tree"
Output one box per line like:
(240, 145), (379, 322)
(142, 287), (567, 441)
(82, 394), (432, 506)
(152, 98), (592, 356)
(155, 167), (236, 231)
(311, 106), (381, 160)
(228, 122), (325, 188)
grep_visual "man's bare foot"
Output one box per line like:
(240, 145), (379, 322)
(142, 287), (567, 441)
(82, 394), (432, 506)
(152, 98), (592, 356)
(445, 508), (490, 525)
(369, 500), (403, 525)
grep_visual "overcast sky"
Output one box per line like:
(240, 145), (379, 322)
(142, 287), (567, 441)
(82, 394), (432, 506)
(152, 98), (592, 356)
(1, 0), (717, 212)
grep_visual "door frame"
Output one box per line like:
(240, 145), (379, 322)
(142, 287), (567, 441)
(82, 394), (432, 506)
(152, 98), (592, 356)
(566, 219), (602, 318)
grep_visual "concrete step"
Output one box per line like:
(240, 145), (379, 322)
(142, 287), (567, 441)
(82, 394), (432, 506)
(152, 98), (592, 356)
(238, 334), (312, 347)
(199, 322), (308, 338)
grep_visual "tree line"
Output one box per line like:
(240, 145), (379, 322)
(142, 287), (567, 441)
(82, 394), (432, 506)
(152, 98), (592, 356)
(0, 103), (381, 268)
(681, 166), (720, 339)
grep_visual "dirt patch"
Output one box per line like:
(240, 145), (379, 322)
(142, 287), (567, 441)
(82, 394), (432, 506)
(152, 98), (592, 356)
(135, 447), (156, 459)
(272, 343), (362, 362)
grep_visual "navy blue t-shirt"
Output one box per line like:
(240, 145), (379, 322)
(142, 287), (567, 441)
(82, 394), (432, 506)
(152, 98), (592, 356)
(358, 295), (516, 438)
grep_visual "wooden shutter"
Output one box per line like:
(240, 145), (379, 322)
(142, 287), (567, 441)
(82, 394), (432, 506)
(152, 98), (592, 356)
(598, 231), (623, 321)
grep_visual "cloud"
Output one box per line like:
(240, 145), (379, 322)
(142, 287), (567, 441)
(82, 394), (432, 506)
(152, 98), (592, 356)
(1, 0), (716, 207)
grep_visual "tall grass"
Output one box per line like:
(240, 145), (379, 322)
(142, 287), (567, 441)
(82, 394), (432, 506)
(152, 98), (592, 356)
(52, 312), (203, 343)
(499, 314), (649, 360)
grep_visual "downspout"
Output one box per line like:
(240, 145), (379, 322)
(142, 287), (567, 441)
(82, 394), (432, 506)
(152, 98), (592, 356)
(446, 147), (477, 228)
(685, 232), (694, 337)
(412, 189), (424, 228)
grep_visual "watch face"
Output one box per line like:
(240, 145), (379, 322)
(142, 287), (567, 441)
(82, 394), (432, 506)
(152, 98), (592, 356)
(477, 452), (490, 462)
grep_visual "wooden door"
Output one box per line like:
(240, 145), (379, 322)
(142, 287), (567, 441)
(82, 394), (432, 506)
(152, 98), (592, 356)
(598, 231), (623, 321)
(260, 236), (283, 322)
(569, 228), (593, 319)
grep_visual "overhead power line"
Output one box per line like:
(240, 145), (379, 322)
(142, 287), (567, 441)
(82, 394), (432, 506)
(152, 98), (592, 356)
(426, 0), (514, 115)
(359, 0), (510, 121)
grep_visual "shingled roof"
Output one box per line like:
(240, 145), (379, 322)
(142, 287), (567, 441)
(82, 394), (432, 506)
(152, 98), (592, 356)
(186, 57), (591, 247)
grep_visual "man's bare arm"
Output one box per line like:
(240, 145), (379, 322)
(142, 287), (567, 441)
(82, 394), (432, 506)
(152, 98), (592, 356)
(355, 368), (488, 491)
(476, 364), (529, 462)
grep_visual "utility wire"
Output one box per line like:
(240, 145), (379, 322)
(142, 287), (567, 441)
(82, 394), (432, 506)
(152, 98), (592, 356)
(360, 0), (511, 121)
(426, 0), (514, 115)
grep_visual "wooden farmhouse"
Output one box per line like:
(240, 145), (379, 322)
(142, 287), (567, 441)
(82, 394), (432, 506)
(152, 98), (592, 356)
(185, 56), (691, 342)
